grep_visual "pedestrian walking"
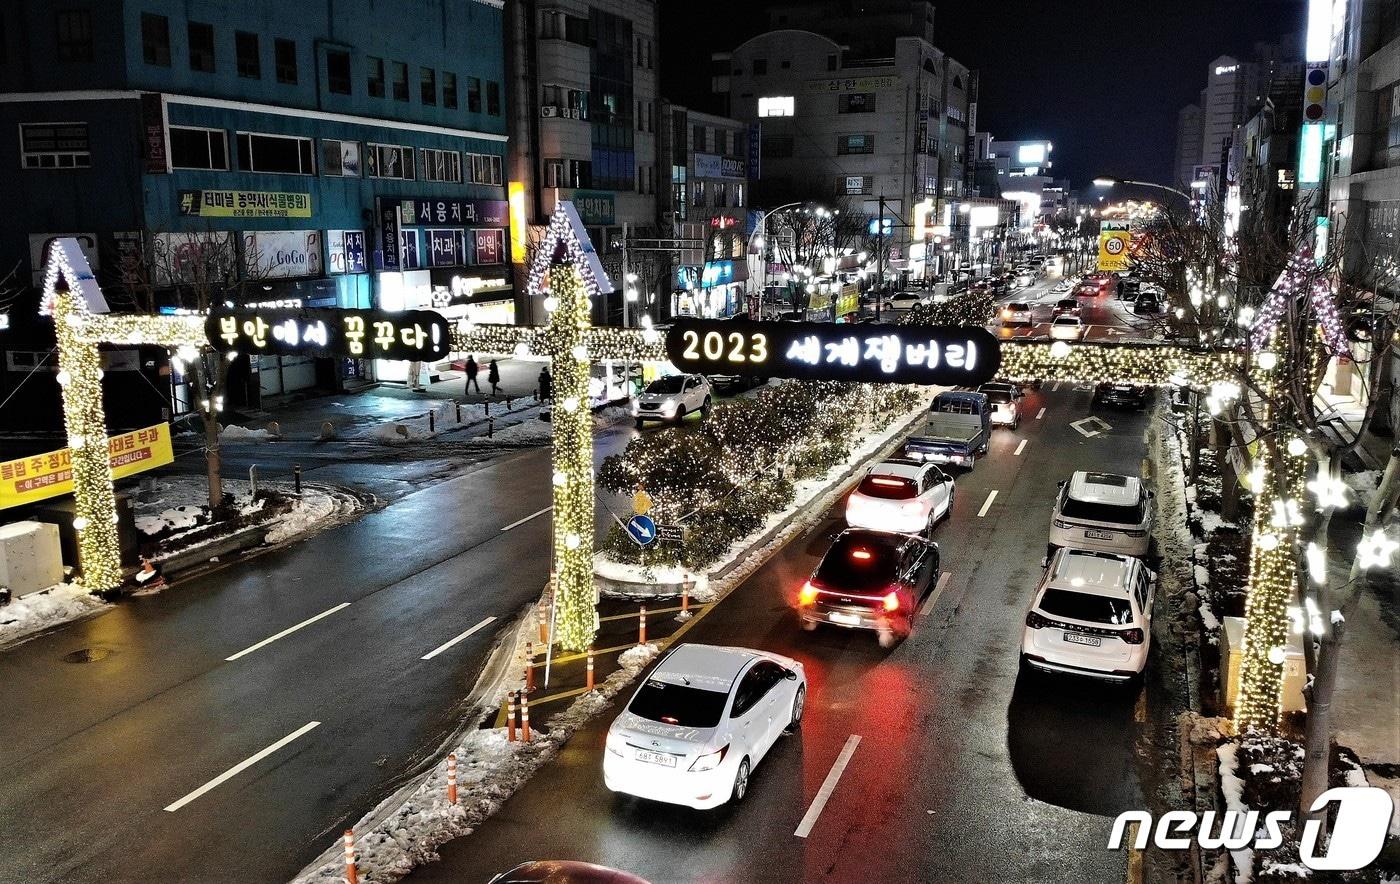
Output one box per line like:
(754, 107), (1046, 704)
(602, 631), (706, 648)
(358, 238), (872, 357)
(538, 365), (553, 403)
(465, 355), (482, 394)
(488, 359), (501, 397)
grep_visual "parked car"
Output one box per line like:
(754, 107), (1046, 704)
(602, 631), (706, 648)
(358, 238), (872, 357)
(904, 391), (991, 468)
(1048, 471), (1154, 558)
(887, 292), (925, 312)
(603, 644), (806, 809)
(1052, 298), (1080, 318)
(978, 381), (1022, 429)
(490, 862), (651, 884)
(1133, 292), (1163, 315)
(845, 458), (954, 535)
(1049, 315), (1084, 340)
(798, 529), (940, 647)
(1092, 383), (1149, 409)
(1000, 302), (1034, 325)
(1021, 548), (1156, 682)
(633, 374), (712, 427)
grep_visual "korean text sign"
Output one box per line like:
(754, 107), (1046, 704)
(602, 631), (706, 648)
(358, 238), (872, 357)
(0, 423), (174, 509)
(206, 308), (451, 361)
(665, 318), (1001, 386)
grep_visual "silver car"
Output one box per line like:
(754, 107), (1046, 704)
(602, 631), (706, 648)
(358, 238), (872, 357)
(1048, 471), (1153, 558)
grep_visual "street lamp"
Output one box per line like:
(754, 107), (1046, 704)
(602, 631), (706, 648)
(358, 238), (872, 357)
(749, 201), (822, 315)
(1093, 175), (1196, 203)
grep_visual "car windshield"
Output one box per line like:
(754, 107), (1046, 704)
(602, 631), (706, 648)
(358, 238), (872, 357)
(645, 376), (687, 395)
(1057, 300), (1077, 309)
(981, 389), (1012, 404)
(814, 536), (900, 592)
(856, 474), (918, 499)
(1061, 494), (1144, 525)
(628, 678), (728, 728)
(1039, 588), (1134, 625)
(1009, 303), (1030, 311)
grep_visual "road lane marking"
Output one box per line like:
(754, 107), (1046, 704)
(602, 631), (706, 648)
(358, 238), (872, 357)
(501, 506), (552, 532)
(794, 734), (862, 838)
(1070, 416), (1112, 438)
(1051, 380), (1061, 391)
(421, 616), (497, 660)
(1036, 407), (1046, 420)
(1014, 439), (1028, 456)
(164, 721), (321, 812)
(225, 603), (350, 661)
(977, 490), (998, 518)
(920, 571), (951, 616)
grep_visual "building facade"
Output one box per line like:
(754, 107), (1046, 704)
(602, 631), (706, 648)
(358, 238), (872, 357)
(0, 0), (509, 427)
(1174, 103), (1204, 188)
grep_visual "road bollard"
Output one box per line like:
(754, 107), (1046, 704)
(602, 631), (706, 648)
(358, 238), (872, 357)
(343, 830), (358, 884)
(507, 692), (517, 742)
(484, 399), (491, 416)
(446, 753), (458, 804)
(428, 409), (435, 433)
(538, 608), (548, 644)
(249, 464), (259, 497)
(638, 605), (647, 645)
(294, 463), (302, 495)
(525, 642), (535, 693)
(586, 647), (595, 690)
(488, 417), (494, 438)
(455, 401), (462, 423)
(507, 396), (514, 410)
(681, 575), (691, 614)
(521, 698), (531, 742)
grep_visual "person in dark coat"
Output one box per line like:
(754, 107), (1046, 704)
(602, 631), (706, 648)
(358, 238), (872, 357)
(488, 359), (501, 396)
(465, 354), (482, 394)
(538, 366), (553, 403)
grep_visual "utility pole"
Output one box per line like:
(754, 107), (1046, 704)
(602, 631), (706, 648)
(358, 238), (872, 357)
(621, 221), (630, 328)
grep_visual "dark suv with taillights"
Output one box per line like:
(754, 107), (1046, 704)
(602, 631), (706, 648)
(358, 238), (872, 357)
(797, 529), (939, 648)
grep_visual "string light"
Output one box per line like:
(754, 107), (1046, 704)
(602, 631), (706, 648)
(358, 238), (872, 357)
(1357, 530), (1398, 571)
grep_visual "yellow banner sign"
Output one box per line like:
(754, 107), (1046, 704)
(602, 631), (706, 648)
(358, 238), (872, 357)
(179, 189), (312, 218)
(0, 423), (175, 509)
(1098, 221), (1131, 272)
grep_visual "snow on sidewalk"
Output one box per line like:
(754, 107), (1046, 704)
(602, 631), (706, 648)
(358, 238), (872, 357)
(0, 583), (109, 648)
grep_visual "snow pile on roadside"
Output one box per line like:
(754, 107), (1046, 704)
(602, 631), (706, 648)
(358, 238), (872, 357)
(461, 414), (552, 446)
(0, 582), (108, 648)
(593, 557), (713, 601)
(219, 424), (275, 442)
(1217, 743), (1256, 884)
(293, 642), (661, 884)
(264, 485), (347, 545)
(134, 504), (204, 535)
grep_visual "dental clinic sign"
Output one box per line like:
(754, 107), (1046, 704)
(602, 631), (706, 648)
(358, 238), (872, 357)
(665, 318), (1000, 386)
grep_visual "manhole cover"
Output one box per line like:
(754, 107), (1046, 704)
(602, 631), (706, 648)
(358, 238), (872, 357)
(62, 648), (111, 664)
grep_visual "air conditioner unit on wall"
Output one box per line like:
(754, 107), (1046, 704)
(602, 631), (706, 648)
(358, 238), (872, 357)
(540, 105), (560, 118)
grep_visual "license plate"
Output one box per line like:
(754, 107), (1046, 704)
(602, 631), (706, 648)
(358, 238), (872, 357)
(634, 749), (676, 767)
(1085, 529), (1116, 540)
(1064, 632), (1102, 647)
(829, 611), (861, 626)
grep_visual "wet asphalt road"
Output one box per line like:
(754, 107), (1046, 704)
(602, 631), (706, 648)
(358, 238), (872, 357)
(412, 384), (1159, 884)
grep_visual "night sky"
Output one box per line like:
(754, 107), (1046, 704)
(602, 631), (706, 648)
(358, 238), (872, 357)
(660, 0), (1303, 190)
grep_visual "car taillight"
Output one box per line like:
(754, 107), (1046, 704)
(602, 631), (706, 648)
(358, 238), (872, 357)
(1053, 519), (1073, 529)
(900, 499), (930, 515)
(1124, 529), (1147, 538)
(1025, 610), (1051, 629)
(689, 744), (729, 772)
(882, 591), (900, 612)
(1120, 627), (1145, 644)
(799, 582), (819, 606)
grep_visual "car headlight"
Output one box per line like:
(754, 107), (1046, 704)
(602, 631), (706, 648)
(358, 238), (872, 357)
(631, 401), (640, 416)
(661, 398), (677, 415)
(689, 744), (729, 772)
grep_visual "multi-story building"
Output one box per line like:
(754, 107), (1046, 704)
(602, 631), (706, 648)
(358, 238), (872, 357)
(1181, 43), (1303, 191)
(1325, 0), (1400, 292)
(657, 104), (753, 319)
(710, 0), (974, 280)
(1234, 94), (1301, 245)
(1174, 103), (1204, 188)
(0, 0), (509, 428)
(504, 0), (659, 325)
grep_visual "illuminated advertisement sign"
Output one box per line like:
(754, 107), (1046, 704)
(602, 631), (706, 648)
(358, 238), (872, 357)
(665, 318), (1001, 386)
(207, 308), (451, 360)
(1016, 144), (1046, 165)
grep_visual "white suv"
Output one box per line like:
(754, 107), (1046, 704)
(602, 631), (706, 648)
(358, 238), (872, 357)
(633, 374), (712, 427)
(1021, 548), (1156, 682)
(1048, 471), (1153, 558)
(845, 458), (954, 535)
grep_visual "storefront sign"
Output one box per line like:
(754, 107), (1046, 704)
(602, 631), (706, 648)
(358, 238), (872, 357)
(327, 230), (367, 274)
(693, 154), (746, 180)
(207, 308), (451, 361)
(748, 123), (762, 180)
(151, 231), (237, 286)
(571, 190), (616, 226)
(179, 190), (312, 219)
(665, 318), (1000, 386)
(0, 424), (174, 510)
(244, 230), (323, 279)
(399, 198), (508, 227)
(428, 229), (463, 267)
(806, 75), (899, 93)
(474, 229), (504, 265)
(140, 93), (167, 174)
(1098, 220), (1131, 272)
(400, 230), (421, 269)
(701, 260), (736, 288)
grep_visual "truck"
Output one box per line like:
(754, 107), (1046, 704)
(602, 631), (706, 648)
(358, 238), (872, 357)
(904, 391), (991, 468)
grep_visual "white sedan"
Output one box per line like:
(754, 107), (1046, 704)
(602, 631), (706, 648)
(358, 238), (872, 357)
(604, 644), (806, 810)
(1050, 315), (1084, 340)
(845, 458), (954, 535)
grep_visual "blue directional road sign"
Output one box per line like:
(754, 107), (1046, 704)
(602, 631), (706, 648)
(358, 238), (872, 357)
(625, 514), (658, 548)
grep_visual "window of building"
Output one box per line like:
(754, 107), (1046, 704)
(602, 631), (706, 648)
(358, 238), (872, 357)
(421, 147), (461, 182)
(235, 31), (260, 79)
(762, 134), (794, 157)
(752, 58), (767, 75)
(391, 61), (409, 101)
(672, 165), (688, 220)
(1374, 83), (1400, 171)
(712, 183), (726, 207)
(170, 126), (228, 170)
(692, 180), (706, 205)
(419, 68), (437, 106)
(327, 49), (352, 95)
(543, 159), (564, 188)
(1383, 0), (1400, 44)
(780, 59), (790, 69)
(141, 13), (170, 66)
(837, 133), (874, 155)
(758, 96), (794, 117)
(487, 81), (501, 115)
(188, 21), (215, 72)
(839, 92), (875, 113)
(56, 10), (93, 62)
(838, 174), (872, 195)
(692, 124), (707, 151)
(367, 57), (385, 97)
(635, 36), (653, 69)
(19, 122), (91, 169)
(237, 132), (315, 174)
(469, 152), (503, 185)
(275, 38), (297, 83)
(320, 139), (360, 176)
(827, 54), (838, 71)
(544, 157), (590, 188)
(367, 143), (415, 179)
(443, 72), (458, 109)
(541, 9), (589, 43)
(467, 77), (482, 112)
(734, 182), (745, 207)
